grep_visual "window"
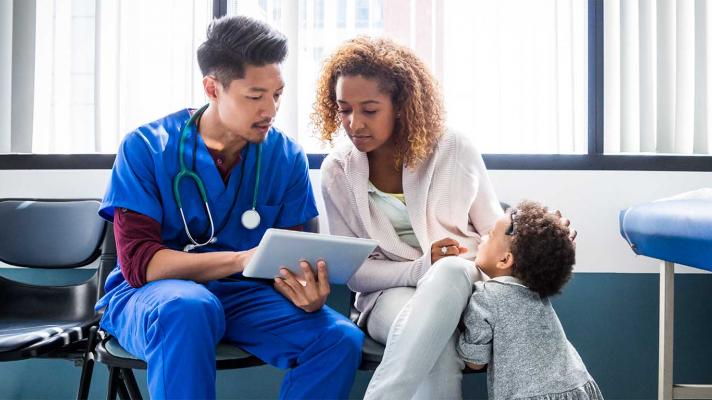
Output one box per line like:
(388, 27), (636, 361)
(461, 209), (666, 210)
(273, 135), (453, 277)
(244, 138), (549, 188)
(445, 0), (587, 154)
(337, 0), (347, 29)
(314, 0), (324, 29)
(6, 0), (710, 164)
(355, 0), (370, 29)
(28, 0), (212, 154)
(230, 0), (587, 154)
(604, 0), (712, 155)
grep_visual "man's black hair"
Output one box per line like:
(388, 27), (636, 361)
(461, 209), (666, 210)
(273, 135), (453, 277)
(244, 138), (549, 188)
(197, 15), (287, 87)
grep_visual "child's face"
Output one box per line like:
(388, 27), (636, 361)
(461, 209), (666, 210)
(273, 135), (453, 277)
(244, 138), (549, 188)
(475, 212), (515, 277)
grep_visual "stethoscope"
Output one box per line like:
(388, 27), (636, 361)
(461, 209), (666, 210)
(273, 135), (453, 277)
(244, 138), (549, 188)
(173, 104), (262, 252)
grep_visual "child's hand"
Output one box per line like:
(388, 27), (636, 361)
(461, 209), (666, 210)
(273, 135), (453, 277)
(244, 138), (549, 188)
(430, 238), (468, 264)
(465, 361), (486, 370)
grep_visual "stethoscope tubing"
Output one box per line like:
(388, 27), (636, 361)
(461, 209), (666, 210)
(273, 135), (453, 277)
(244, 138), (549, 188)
(173, 104), (261, 252)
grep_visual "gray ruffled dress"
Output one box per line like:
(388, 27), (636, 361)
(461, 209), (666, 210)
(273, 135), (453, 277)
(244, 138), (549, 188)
(457, 276), (604, 400)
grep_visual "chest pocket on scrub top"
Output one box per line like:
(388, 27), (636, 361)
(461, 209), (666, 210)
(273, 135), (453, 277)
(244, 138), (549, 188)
(254, 203), (282, 230)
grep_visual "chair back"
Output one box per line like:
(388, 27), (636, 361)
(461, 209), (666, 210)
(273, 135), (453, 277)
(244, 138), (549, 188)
(0, 199), (105, 268)
(0, 199), (116, 321)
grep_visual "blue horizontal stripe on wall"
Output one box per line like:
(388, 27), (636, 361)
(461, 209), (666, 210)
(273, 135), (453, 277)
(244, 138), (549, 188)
(1, 269), (710, 399)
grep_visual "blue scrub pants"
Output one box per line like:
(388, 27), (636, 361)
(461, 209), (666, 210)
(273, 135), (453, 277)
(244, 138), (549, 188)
(99, 278), (364, 399)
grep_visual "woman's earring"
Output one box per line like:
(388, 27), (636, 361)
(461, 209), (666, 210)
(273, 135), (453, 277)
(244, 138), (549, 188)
(396, 112), (401, 118)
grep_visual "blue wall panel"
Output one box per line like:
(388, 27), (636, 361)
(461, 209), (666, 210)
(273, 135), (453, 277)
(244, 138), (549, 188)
(0, 269), (710, 399)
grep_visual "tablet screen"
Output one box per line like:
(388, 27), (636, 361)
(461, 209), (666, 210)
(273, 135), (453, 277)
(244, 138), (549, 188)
(243, 229), (378, 284)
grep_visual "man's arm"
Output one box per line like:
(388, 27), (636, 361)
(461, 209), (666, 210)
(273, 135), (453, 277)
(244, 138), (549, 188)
(116, 208), (252, 285)
(145, 247), (253, 283)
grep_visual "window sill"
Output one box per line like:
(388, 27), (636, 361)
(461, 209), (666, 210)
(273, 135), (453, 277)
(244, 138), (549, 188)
(0, 153), (711, 171)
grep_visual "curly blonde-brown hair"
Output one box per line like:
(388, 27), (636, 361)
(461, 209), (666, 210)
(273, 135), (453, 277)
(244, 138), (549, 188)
(311, 36), (445, 169)
(509, 201), (576, 298)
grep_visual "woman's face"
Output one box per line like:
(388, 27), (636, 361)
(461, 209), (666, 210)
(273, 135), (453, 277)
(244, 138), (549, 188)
(335, 75), (397, 153)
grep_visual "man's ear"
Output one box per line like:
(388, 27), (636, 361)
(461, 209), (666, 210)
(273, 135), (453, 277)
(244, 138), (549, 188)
(496, 252), (514, 270)
(203, 76), (219, 101)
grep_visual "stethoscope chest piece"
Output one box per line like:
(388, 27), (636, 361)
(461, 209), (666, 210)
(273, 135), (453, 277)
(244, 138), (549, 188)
(241, 208), (261, 230)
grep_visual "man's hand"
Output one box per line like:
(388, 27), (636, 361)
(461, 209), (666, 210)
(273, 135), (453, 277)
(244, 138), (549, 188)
(234, 247), (257, 274)
(430, 237), (468, 264)
(273, 260), (330, 312)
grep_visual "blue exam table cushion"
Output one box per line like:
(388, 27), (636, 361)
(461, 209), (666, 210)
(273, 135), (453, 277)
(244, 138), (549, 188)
(619, 194), (712, 271)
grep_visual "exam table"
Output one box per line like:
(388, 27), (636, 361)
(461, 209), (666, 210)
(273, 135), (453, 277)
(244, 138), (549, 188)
(620, 196), (712, 400)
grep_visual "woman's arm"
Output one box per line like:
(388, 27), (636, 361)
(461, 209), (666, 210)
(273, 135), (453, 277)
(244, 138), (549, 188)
(321, 159), (430, 292)
(346, 255), (429, 293)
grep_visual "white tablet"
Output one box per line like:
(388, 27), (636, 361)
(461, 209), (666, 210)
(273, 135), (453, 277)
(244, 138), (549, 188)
(242, 229), (378, 284)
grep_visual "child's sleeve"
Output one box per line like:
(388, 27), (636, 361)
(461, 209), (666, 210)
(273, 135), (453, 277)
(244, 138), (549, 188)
(457, 283), (495, 365)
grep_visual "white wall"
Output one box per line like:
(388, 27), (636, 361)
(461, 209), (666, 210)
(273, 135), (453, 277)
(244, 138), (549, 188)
(1, 168), (710, 274)
(0, 0), (12, 152)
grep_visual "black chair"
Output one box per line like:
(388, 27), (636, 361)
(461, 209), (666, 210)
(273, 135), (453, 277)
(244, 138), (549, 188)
(0, 199), (114, 387)
(348, 297), (385, 370)
(80, 217), (321, 400)
(86, 333), (265, 400)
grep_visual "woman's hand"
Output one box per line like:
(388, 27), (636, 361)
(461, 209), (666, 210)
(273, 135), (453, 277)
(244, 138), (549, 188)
(273, 260), (331, 312)
(551, 210), (577, 241)
(430, 238), (468, 264)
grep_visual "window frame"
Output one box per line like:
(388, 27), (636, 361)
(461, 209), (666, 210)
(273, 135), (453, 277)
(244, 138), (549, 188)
(2, 0), (711, 172)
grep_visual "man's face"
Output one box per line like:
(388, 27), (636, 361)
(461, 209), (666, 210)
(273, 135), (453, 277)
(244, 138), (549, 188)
(211, 63), (285, 143)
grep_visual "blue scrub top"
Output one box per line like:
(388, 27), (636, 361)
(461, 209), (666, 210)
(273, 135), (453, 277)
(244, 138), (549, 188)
(97, 108), (318, 304)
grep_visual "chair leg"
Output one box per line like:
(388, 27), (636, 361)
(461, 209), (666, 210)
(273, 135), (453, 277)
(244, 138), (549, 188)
(76, 326), (98, 400)
(107, 367), (120, 400)
(116, 376), (131, 400)
(77, 357), (95, 400)
(119, 368), (143, 400)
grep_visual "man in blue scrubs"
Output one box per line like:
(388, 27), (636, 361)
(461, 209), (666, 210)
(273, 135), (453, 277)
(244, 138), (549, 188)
(96, 15), (364, 399)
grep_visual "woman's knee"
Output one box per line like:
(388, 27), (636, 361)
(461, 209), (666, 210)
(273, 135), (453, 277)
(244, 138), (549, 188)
(427, 257), (476, 282)
(367, 287), (416, 342)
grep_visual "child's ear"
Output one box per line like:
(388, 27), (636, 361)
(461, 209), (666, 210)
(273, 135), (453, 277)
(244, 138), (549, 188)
(496, 252), (515, 270)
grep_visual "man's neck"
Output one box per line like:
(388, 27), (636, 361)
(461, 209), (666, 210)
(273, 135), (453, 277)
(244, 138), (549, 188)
(197, 105), (248, 155)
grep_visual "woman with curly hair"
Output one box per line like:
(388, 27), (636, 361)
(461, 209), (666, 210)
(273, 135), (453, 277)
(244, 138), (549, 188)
(312, 36), (503, 399)
(458, 201), (602, 399)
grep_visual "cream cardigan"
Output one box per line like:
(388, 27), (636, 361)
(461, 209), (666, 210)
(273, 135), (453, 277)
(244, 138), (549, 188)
(321, 130), (503, 325)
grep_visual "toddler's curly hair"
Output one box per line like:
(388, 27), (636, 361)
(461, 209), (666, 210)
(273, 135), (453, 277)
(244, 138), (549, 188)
(509, 201), (576, 298)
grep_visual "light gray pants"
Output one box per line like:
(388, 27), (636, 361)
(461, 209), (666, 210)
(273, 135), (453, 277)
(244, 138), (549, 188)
(364, 257), (482, 400)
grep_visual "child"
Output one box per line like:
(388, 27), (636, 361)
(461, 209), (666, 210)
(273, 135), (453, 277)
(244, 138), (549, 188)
(457, 201), (603, 400)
